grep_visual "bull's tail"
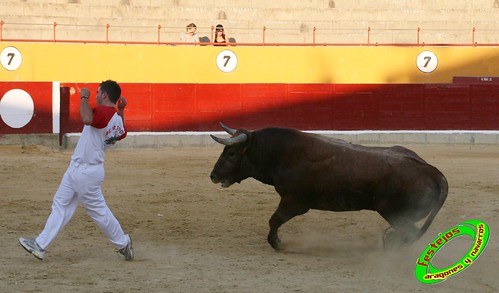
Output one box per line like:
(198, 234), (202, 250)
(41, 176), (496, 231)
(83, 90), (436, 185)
(418, 172), (449, 238)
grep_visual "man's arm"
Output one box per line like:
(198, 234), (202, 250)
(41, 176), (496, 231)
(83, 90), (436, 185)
(80, 88), (93, 125)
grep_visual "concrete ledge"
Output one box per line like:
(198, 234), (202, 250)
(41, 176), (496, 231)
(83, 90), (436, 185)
(0, 134), (61, 148)
(1, 131), (497, 149)
(58, 130), (499, 149)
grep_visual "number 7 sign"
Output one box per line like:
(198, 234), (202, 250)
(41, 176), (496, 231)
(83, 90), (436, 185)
(1, 46), (23, 71)
(216, 50), (238, 73)
(416, 50), (438, 73)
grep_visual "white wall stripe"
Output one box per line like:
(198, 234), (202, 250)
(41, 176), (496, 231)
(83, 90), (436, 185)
(52, 81), (60, 134)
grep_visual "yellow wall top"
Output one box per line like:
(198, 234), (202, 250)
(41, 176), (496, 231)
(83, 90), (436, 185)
(1, 42), (498, 84)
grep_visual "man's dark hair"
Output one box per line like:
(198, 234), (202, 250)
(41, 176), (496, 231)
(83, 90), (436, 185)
(100, 80), (121, 104)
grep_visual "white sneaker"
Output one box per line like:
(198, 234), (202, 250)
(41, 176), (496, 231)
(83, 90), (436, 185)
(117, 234), (134, 261)
(19, 237), (45, 260)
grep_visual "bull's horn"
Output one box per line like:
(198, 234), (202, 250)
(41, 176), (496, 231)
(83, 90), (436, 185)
(210, 133), (248, 145)
(219, 122), (237, 135)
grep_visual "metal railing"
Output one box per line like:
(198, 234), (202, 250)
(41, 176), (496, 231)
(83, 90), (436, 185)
(1, 21), (498, 47)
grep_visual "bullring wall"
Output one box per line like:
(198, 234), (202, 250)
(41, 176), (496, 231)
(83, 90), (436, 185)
(1, 1), (498, 146)
(1, 44), (498, 137)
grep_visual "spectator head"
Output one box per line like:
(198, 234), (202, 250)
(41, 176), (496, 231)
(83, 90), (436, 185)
(186, 23), (197, 32)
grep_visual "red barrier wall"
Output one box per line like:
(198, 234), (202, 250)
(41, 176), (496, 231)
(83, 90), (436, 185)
(1, 81), (498, 135)
(61, 82), (498, 132)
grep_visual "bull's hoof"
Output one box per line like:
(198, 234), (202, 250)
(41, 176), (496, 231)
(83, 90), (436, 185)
(383, 230), (400, 250)
(272, 244), (284, 252)
(383, 228), (412, 250)
(268, 237), (282, 251)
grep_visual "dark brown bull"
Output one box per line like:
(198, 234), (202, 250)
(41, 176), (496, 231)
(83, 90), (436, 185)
(210, 123), (448, 250)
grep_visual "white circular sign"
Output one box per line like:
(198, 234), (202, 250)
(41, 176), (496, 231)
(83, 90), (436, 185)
(1, 46), (23, 71)
(416, 50), (438, 73)
(0, 89), (34, 128)
(216, 50), (238, 73)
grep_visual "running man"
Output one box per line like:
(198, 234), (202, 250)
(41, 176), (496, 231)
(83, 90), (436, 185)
(19, 80), (133, 261)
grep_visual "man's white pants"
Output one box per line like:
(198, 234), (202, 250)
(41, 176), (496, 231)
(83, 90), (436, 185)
(36, 161), (128, 250)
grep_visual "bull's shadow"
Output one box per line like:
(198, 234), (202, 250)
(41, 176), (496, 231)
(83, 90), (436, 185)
(279, 235), (382, 257)
(270, 210), (386, 256)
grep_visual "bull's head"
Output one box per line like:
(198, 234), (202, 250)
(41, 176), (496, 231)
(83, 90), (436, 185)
(210, 122), (249, 188)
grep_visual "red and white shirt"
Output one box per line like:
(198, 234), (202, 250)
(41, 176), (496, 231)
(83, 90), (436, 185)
(71, 105), (127, 165)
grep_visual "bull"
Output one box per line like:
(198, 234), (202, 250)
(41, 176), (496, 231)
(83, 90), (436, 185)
(210, 123), (448, 250)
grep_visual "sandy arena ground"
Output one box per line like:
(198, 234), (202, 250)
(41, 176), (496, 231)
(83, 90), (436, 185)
(0, 143), (498, 292)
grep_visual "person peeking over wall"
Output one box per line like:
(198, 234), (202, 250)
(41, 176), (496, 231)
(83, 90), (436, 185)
(213, 24), (228, 46)
(181, 23), (199, 45)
